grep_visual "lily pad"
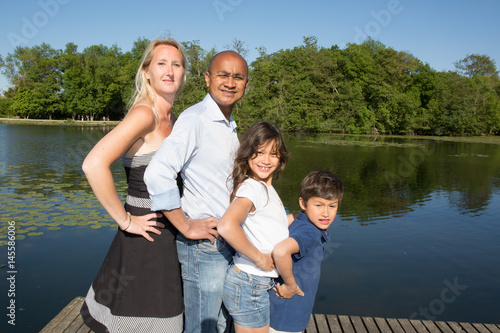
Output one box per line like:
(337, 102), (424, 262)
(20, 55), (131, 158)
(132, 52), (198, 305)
(47, 227), (61, 230)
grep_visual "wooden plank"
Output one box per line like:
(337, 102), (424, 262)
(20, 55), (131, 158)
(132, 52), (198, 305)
(326, 314), (342, 333)
(64, 312), (86, 333)
(460, 322), (479, 333)
(386, 318), (405, 333)
(399, 319), (418, 333)
(420, 320), (441, 333)
(351, 316), (368, 333)
(43, 297), (500, 333)
(75, 323), (92, 333)
(314, 314), (330, 333)
(447, 321), (466, 333)
(306, 313), (319, 333)
(471, 323), (493, 333)
(374, 317), (393, 333)
(410, 319), (432, 332)
(433, 321), (455, 333)
(40, 297), (84, 333)
(339, 315), (356, 333)
(56, 299), (84, 333)
(362, 317), (380, 333)
(483, 323), (500, 333)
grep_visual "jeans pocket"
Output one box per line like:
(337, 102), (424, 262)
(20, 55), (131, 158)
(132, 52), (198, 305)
(222, 276), (241, 314)
(176, 239), (189, 279)
(198, 239), (234, 258)
(198, 239), (219, 254)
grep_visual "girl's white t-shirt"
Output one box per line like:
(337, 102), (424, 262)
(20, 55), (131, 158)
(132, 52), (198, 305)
(233, 178), (289, 278)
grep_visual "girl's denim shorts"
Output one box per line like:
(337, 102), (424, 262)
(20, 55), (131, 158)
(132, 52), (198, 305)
(222, 264), (275, 328)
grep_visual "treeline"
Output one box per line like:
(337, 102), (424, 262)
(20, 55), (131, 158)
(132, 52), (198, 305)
(1, 36), (499, 135)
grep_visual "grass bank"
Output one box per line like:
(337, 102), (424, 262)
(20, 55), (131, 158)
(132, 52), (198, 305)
(0, 118), (120, 126)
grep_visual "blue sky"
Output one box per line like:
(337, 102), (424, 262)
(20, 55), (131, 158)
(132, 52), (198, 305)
(1, 0), (499, 93)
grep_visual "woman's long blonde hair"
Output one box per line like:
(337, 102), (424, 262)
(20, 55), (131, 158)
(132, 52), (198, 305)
(127, 38), (187, 124)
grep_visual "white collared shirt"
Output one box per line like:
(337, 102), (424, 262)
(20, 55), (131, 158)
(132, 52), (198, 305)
(144, 94), (239, 219)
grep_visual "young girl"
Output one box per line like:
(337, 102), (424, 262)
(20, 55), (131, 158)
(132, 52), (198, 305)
(218, 121), (294, 333)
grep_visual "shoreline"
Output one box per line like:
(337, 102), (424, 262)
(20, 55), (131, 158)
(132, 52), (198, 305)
(2, 117), (500, 145)
(0, 118), (121, 126)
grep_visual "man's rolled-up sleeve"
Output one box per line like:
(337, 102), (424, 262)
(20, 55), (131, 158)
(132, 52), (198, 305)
(144, 114), (200, 212)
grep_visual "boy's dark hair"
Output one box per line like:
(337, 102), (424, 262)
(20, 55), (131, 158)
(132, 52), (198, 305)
(300, 170), (343, 204)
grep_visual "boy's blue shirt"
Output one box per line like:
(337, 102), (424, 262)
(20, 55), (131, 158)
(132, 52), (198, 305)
(269, 211), (329, 331)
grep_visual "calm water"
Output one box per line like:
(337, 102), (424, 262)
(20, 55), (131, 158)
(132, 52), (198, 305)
(1, 124), (500, 332)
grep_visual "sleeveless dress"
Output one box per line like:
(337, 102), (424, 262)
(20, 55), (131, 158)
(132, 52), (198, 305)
(81, 151), (183, 333)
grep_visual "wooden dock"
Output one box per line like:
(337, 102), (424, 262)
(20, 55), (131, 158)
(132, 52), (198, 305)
(41, 297), (500, 333)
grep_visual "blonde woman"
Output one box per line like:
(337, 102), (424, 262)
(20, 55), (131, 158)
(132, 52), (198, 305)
(80, 38), (186, 333)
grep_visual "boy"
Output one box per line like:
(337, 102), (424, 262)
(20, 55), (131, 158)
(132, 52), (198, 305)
(269, 170), (344, 333)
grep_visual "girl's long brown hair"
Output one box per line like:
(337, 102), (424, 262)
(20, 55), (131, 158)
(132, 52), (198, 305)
(230, 121), (290, 202)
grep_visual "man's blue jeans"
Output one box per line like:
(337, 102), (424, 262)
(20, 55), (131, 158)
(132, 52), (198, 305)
(177, 234), (234, 333)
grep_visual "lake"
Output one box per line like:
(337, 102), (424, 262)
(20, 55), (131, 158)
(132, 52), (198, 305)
(1, 124), (499, 332)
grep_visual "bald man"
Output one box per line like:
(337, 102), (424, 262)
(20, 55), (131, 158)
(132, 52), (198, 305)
(145, 51), (249, 333)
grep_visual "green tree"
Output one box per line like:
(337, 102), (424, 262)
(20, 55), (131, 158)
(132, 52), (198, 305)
(176, 40), (215, 114)
(224, 38), (249, 59)
(339, 41), (379, 133)
(76, 44), (125, 120)
(1, 43), (62, 118)
(427, 71), (500, 135)
(341, 40), (422, 134)
(0, 38), (498, 135)
(409, 63), (438, 134)
(121, 37), (150, 108)
(243, 46), (273, 129)
(0, 96), (12, 117)
(455, 54), (499, 79)
(60, 42), (82, 120)
(246, 37), (344, 132)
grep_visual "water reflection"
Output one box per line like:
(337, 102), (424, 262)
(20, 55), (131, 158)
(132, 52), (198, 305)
(1, 126), (499, 243)
(0, 125), (125, 244)
(277, 134), (500, 220)
(1, 125), (499, 327)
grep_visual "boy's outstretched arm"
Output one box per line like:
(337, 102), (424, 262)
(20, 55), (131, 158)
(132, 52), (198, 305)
(272, 238), (304, 299)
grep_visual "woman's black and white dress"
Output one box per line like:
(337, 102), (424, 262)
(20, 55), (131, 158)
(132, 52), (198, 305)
(81, 151), (183, 333)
